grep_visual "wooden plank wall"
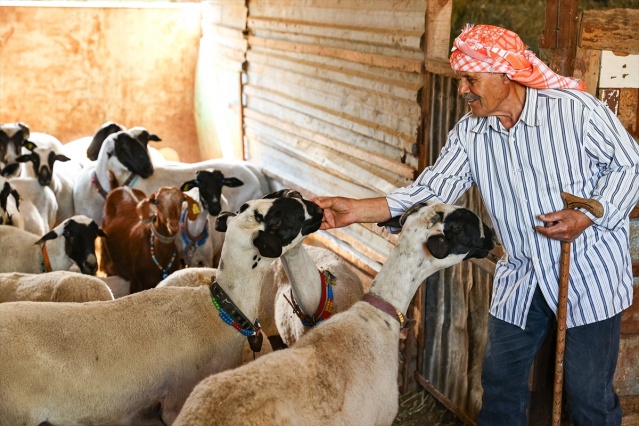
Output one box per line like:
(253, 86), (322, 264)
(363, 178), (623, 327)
(242, 0), (427, 280)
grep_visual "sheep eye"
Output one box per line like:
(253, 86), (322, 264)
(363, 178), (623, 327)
(271, 220), (281, 230)
(253, 211), (264, 223)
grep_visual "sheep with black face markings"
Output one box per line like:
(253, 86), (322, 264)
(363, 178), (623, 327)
(0, 122), (29, 177)
(0, 191), (324, 426)
(73, 128), (156, 226)
(0, 215), (106, 275)
(174, 201), (495, 426)
(17, 139), (74, 225)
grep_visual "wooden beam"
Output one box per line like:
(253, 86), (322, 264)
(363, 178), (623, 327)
(573, 47), (601, 97)
(579, 8), (639, 55)
(425, 0), (453, 60)
(540, 0), (579, 76)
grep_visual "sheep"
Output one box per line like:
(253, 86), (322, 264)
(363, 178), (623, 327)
(177, 169), (244, 267)
(101, 185), (194, 293)
(0, 270), (114, 303)
(0, 215), (106, 275)
(7, 176), (58, 235)
(173, 201), (495, 426)
(0, 121), (29, 177)
(0, 164), (22, 227)
(156, 191), (363, 351)
(133, 159), (271, 214)
(73, 128), (156, 225)
(261, 243), (365, 349)
(84, 121), (166, 165)
(17, 139), (75, 225)
(0, 190), (324, 425)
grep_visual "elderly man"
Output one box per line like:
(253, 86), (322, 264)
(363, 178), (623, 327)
(313, 24), (639, 425)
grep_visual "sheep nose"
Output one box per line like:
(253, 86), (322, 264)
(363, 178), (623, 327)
(81, 258), (98, 275)
(168, 219), (180, 235)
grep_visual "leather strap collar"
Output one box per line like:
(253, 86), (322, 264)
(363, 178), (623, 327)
(91, 171), (109, 199)
(362, 293), (409, 331)
(91, 171), (138, 200)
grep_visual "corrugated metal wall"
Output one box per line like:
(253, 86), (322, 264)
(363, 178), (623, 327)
(243, 0), (426, 278)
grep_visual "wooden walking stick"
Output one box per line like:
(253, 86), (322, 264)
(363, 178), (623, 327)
(552, 192), (604, 425)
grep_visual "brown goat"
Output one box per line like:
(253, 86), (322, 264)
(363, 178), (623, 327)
(101, 186), (194, 293)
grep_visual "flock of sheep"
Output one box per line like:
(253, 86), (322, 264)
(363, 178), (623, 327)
(0, 121), (495, 425)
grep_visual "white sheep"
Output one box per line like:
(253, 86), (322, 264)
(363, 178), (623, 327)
(134, 159), (270, 213)
(18, 138), (75, 225)
(157, 203), (363, 352)
(7, 176), (58, 235)
(0, 215), (106, 275)
(0, 191), (324, 425)
(0, 271), (113, 303)
(177, 170), (244, 268)
(174, 201), (495, 426)
(260, 243), (364, 350)
(73, 129), (156, 225)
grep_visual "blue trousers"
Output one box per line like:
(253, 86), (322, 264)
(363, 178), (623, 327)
(477, 285), (622, 426)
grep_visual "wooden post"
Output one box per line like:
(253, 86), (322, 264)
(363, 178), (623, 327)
(539, 0), (580, 76)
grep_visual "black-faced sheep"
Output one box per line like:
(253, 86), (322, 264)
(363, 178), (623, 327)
(0, 215), (106, 275)
(0, 191), (324, 425)
(174, 201), (495, 426)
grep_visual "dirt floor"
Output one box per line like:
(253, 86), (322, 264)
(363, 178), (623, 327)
(393, 389), (464, 426)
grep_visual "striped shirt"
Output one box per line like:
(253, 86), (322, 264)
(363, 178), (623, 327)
(387, 87), (639, 329)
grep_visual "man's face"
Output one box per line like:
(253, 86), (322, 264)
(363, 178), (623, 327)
(456, 71), (510, 117)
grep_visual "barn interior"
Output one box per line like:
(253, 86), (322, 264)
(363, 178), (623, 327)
(1, 0), (638, 424)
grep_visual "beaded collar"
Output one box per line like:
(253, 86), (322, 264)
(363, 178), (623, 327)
(209, 280), (263, 353)
(91, 171), (138, 199)
(362, 293), (411, 331)
(285, 269), (335, 327)
(149, 226), (177, 279)
(39, 241), (52, 273)
(179, 208), (209, 266)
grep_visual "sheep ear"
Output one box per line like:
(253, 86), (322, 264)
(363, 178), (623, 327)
(136, 197), (156, 221)
(221, 177), (244, 188)
(148, 133), (161, 142)
(0, 163), (20, 176)
(253, 230), (283, 258)
(87, 122), (124, 161)
(183, 195), (200, 221)
(22, 140), (37, 151)
(17, 122), (30, 139)
(425, 235), (450, 259)
(180, 179), (197, 191)
(400, 203), (429, 226)
(215, 211), (236, 232)
(35, 231), (58, 245)
(98, 228), (108, 239)
(15, 154), (32, 163)
(55, 154), (71, 163)
(263, 189), (290, 199)
(377, 216), (402, 229)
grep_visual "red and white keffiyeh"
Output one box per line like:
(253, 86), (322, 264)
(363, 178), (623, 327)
(450, 24), (587, 91)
